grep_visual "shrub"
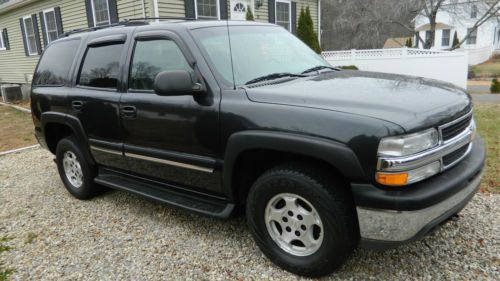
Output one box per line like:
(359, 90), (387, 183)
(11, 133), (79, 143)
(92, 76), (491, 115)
(246, 5), (254, 21)
(405, 37), (413, 48)
(490, 78), (500, 93)
(452, 31), (460, 48)
(297, 6), (321, 54)
(338, 65), (359, 70)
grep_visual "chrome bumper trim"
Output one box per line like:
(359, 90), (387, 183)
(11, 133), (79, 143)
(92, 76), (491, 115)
(356, 171), (482, 242)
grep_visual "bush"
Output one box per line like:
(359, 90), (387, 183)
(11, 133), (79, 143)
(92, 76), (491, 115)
(452, 31), (460, 48)
(246, 5), (254, 21)
(490, 78), (500, 93)
(297, 6), (321, 54)
(405, 37), (413, 48)
(338, 65), (358, 70)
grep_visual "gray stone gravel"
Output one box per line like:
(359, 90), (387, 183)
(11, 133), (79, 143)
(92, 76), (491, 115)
(1, 148), (499, 280)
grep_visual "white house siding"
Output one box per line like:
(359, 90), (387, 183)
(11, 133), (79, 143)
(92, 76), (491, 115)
(157, 0), (185, 17)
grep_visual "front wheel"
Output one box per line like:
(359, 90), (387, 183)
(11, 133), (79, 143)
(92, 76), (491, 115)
(246, 164), (359, 277)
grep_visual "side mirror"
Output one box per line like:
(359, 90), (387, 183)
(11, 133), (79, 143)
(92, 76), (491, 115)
(153, 70), (202, 96)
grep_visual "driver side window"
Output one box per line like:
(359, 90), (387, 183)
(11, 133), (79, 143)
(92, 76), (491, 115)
(129, 39), (192, 91)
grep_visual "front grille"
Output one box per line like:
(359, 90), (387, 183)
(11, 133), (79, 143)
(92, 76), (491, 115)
(441, 114), (472, 141)
(443, 144), (469, 166)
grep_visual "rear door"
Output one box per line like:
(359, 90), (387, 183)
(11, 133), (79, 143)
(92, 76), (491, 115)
(68, 34), (129, 170)
(119, 30), (222, 193)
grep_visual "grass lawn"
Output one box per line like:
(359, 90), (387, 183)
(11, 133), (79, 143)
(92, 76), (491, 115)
(0, 105), (36, 152)
(471, 54), (500, 78)
(474, 103), (499, 193)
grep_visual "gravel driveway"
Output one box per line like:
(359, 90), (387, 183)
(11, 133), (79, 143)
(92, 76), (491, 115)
(1, 148), (499, 280)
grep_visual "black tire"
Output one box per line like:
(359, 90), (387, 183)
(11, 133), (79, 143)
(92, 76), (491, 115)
(55, 136), (101, 200)
(246, 163), (359, 277)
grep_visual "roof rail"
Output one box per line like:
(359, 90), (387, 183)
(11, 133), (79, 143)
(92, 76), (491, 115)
(127, 17), (198, 21)
(60, 20), (149, 37)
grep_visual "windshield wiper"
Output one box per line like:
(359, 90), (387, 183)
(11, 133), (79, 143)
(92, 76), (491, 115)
(245, 72), (307, 85)
(301, 65), (339, 74)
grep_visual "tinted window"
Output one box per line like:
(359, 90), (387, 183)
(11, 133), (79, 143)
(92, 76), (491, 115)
(33, 39), (81, 86)
(129, 39), (191, 90)
(78, 43), (123, 89)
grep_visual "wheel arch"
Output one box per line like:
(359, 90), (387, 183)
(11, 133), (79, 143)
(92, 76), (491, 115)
(223, 131), (365, 204)
(41, 112), (95, 165)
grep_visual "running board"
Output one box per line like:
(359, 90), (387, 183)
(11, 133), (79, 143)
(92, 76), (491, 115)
(94, 168), (234, 218)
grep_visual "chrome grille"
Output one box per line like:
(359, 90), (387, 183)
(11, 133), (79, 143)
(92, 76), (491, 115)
(440, 114), (472, 142)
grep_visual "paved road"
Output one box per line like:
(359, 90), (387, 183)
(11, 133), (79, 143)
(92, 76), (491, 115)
(468, 85), (490, 93)
(471, 93), (500, 103)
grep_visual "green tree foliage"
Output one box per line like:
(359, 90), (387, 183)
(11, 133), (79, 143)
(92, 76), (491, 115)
(297, 6), (321, 54)
(452, 31), (460, 48)
(246, 6), (254, 21)
(490, 78), (500, 93)
(405, 37), (413, 47)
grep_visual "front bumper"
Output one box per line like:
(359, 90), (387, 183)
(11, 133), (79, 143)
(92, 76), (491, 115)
(352, 136), (485, 249)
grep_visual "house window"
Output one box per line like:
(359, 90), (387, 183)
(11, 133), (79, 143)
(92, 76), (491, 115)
(467, 28), (477, 45)
(471, 5), (477, 18)
(22, 16), (38, 55)
(276, 0), (291, 31)
(441, 29), (450, 47)
(196, 0), (219, 19)
(43, 9), (58, 43)
(0, 29), (5, 50)
(91, 0), (111, 26)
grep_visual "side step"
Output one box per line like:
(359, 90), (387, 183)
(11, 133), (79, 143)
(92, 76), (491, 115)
(94, 169), (235, 218)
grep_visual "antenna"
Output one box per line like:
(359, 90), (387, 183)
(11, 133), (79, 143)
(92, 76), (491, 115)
(225, 19), (237, 90)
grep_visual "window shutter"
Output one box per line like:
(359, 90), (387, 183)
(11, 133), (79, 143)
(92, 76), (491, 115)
(2, 29), (9, 50)
(108, 0), (118, 24)
(268, 0), (275, 23)
(85, 0), (94, 27)
(54, 7), (64, 36)
(185, 0), (196, 19)
(19, 18), (29, 56)
(31, 14), (42, 54)
(291, 2), (297, 34)
(220, 0), (228, 19)
(39, 12), (48, 47)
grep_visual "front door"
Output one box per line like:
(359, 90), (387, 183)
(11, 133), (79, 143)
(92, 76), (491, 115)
(120, 32), (222, 193)
(231, 0), (253, 20)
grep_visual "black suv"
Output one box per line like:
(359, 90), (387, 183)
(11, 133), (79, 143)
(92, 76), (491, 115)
(31, 20), (485, 277)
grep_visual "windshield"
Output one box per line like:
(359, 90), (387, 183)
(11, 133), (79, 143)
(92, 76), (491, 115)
(191, 26), (329, 86)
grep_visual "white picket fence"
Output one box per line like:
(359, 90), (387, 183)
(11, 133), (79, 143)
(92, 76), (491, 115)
(322, 48), (469, 88)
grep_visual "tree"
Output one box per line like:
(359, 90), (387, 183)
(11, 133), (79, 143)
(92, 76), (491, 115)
(490, 78), (500, 93)
(297, 6), (321, 53)
(246, 5), (254, 21)
(389, 0), (500, 49)
(405, 37), (413, 47)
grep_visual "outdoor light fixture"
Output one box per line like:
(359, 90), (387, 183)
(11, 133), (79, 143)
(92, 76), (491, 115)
(255, 0), (263, 8)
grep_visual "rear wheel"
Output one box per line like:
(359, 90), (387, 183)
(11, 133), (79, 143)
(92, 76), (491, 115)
(56, 136), (102, 199)
(246, 163), (359, 277)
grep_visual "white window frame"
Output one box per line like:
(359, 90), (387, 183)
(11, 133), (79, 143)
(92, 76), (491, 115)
(194, 0), (221, 20)
(22, 15), (37, 56)
(42, 8), (58, 44)
(441, 29), (451, 47)
(275, 0), (292, 32)
(90, 0), (111, 27)
(467, 28), (477, 45)
(0, 28), (5, 51)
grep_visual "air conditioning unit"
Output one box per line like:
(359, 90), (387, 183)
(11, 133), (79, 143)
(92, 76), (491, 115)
(0, 84), (23, 103)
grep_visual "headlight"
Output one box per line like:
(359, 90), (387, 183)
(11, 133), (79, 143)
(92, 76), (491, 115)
(378, 128), (439, 157)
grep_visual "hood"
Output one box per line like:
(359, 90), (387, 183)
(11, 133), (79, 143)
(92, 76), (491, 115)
(244, 71), (472, 132)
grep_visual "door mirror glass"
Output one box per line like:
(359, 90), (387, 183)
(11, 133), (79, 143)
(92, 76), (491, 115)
(154, 70), (201, 96)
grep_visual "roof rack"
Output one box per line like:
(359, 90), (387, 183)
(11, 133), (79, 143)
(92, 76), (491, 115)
(60, 17), (198, 38)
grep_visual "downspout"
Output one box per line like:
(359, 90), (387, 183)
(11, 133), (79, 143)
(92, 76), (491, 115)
(318, 0), (321, 45)
(142, 0), (146, 17)
(153, 0), (159, 22)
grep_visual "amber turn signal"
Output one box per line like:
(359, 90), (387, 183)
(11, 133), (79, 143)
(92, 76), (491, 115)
(376, 172), (408, 186)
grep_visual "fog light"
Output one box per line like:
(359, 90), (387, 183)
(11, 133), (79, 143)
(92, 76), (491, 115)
(376, 161), (441, 186)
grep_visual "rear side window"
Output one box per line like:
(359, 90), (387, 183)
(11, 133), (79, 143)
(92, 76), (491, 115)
(129, 39), (191, 90)
(33, 39), (80, 86)
(78, 43), (123, 89)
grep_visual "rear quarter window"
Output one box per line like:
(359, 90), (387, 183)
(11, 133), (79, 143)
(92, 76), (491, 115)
(33, 39), (81, 86)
